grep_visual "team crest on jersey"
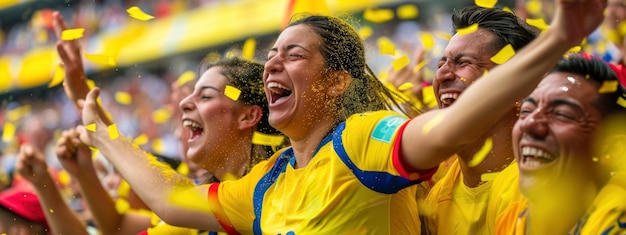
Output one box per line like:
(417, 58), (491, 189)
(372, 116), (407, 143)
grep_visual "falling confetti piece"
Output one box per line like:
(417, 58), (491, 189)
(422, 113), (445, 135)
(392, 55), (410, 71)
(152, 138), (165, 154)
(526, 0), (542, 16)
(526, 18), (549, 31)
(2, 122), (15, 142)
(176, 71), (196, 87)
(252, 131), (285, 147)
(475, 0), (498, 8)
(456, 23), (479, 36)
(242, 38), (256, 60)
(363, 8), (394, 24)
(617, 97), (626, 108)
(108, 124), (119, 140)
(481, 172), (499, 182)
(397, 4), (418, 19)
(434, 31), (452, 41)
(598, 80), (619, 93)
(502, 6), (513, 13)
(115, 198), (130, 214)
(49, 209), (54, 213)
(127, 6), (155, 21)
(61, 28), (85, 40)
(152, 108), (171, 124)
(115, 92), (132, 105)
(469, 138), (493, 167)
(224, 85), (241, 101)
(86, 79), (96, 90)
(490, 44), (515, 65)
(378, 37), (396, 56)
(85, 54), (116, 67)
(398, 82), (414, 91)
(420, 33), (435, 50)
(85, 123), (96, 132)
(57, 170), (70, 186)
(567, 46), (582, 53)
(414, 60), (427, 73)
(133, 134), (148, 146)
(359, 26), (373, 40)
(118, 180), (130, 198)
(48, 65), (64, 88)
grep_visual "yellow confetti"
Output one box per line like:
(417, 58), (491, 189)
(86, 79), (96, 90)
(115, 92), (132, 105)
(397, 4), (418, 19)
(456, 23), (479, 36)
(377, 37), (396, 56)
(49, 209), (54, 214)
(475, 0), (498, 8)
(108, 124), (119, 140)
(115, 198), (130, 214)
(618, 22), (626, 36)
(176, 71), (196, 87)
(490, 44), (515, 65)
(176, 162), (190, 176)
(481, 172), (499, 182)
(414, 60), (427, 73)
(85, 123), (96, 132)
(526, 18), (549, 31)
(598, 80), (619, 94)
(420, 33), (435, 50)
(483, 69), (489, 77)
(133, 134), (148, 146)
(117, 180), (130, 198)
(468, 138), (493, 167)
(617, 97), (626, 108)
(61, 28), (85, 40)
(152, 138), (165, 154)
(359, 26), (373, 40)
(392, 55), (410, 71)
(57, 170), (70, 186)
(398, 82), (415, 91)
(567, 46), (582, 53)
(224, 85), (241, 101)
(152, 108), (171, 124)
(434, 31), (452, 41)
(2, 122), (15, 142)
(422, 113), (445, 135)
(502, 6), (513, 13)
(242, 38), (256, 60)
(363, 8), (394, 24)
(127, 6), (155, 21)
(48, 65), (64, 88)
(85, 54), (116, 67)
(252, 131), (285, 146)
(526, 0), (542, 16)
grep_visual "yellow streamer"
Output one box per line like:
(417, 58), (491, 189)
(469, 138), (493, 167)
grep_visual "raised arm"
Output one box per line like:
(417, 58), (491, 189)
(55, 128), (152, 235)
(15, 144), (89, 235)
(401, 0), (607, 170)
(53, 11), (112, 126)
(75, 88), (222, 231)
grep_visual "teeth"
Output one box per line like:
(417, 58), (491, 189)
(440, 93), (459, 103)
(267, 82), (291, 92)
(521, 146), (554, 160)
(183, 120), (202, 129)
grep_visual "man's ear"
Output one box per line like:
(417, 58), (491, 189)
(238, 105), (263, 131)
(326, 70), (352, 97)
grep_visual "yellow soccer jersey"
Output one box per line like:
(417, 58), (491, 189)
(207, 110), (436, 234)
(496, 173), (626, 235)
(422, 159), (520, 235)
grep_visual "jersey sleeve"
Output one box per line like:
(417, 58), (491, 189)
(209, 156), (278, 234)
(341, 110), (436, 183)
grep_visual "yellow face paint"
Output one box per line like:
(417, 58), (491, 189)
(127, 6), (155, 21)
(490, 44), (515, 65)
(61, 28), (85, 40)
(468, 138), (493, 167)
(422, 113), (445, 135)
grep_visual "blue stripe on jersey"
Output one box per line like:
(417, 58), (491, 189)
(332, 122), (416, 194)
(251, 128), (336, 234)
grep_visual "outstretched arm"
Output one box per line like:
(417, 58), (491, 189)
(76, 88), (222, 230)
(401, 0), (607, 170)
(56, 128), (152, 235)
(53, 11), (112, 126)
(16, 144), (89, 235)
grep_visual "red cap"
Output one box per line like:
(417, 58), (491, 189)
(0, 188), (48, 228)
